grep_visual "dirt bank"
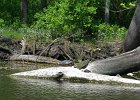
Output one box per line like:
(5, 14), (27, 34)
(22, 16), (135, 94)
(0, 37), (123, 62)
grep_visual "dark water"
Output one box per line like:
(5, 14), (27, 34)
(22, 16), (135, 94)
(0, 61), (140, 100)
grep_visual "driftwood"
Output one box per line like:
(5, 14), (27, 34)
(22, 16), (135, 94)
(84, 46), (140, 75)
(10, 46), (140, 75)
(20, 37), (26, 54)
(9, 54), (73, 65)
(10, 47), (140, 85)
(11, 67), (140, 85)
(9, 55), (61, 64)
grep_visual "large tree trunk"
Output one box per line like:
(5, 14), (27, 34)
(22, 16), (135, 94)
(84, 46), (140, 75)
(105, 0), (110, 24)
(20, 0), (28, 23)
(124, 2), (140, 52)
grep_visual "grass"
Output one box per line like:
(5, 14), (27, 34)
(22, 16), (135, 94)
(0, 24), (127, 47)
(0, 27), (23, 40)
(96, 23), (127, 42)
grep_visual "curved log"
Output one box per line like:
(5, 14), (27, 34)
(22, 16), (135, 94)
(84, 46), (140, 75)
(11, 67), (140, 85)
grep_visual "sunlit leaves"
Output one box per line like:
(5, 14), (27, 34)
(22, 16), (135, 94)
(120, 1), (136, 9)
(34, 0), (97, 38)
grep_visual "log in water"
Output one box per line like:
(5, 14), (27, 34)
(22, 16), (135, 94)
(84, 46), (140, 75)
(11, 67), (140, 85)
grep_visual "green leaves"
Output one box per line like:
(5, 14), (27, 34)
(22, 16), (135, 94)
(0, 19), (4, 26)
(34, 0), (97, 39)
(96, 23), (126, 41)
(87, 7), (97, 13)
(120, 1), (136, 9)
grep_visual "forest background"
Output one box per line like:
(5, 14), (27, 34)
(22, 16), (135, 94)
(0, 0), (137, 44)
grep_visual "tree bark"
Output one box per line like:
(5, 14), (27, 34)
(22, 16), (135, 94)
(105, 0), (110, 24)
(84, 46), (140, 75)
(124, 2), (140, 52)
(20, 0), (28, 23)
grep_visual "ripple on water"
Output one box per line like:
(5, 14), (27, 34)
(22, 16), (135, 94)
(0, 77), (139, 100)
(0, 60), (140, 100)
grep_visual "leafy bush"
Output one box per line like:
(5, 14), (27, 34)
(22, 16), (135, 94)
(95, 23), (127, 41)
(33, 0), (97, 39)
(18, 27), (52, 43)
(0, 27), (22, 40)
(0, 19), (5, 26)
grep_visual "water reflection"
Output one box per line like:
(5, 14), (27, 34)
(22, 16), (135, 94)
(1, 76), (139, 100)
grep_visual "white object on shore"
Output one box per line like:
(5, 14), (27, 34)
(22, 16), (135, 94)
(12, 67), (140, 85)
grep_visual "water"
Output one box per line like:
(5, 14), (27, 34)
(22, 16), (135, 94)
(0, 61), (140, 100)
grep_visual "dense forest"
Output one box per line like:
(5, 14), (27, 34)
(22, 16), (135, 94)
(1, 0), (140, 87)
(0, 0), (137, 43)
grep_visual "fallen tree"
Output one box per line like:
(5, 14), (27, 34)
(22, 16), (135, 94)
(10, 46), (140, 76)
(10, 46), (140, 85)
(9, 54), (73, 65)
(9, 55), (61, 64)
(84, 46), (140, 75)
(11, 67), (140, 85)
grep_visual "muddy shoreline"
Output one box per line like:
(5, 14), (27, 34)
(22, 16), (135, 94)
(0, 37), (123, 65)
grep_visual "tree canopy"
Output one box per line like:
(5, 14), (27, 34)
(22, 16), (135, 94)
(0, 0), (137, 42)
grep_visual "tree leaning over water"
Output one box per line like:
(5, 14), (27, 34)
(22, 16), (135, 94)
(124, 0), (140, 52)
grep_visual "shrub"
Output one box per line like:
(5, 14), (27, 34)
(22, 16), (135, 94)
(0, 19), (5, 26)
(18, 27), (52, 43)
(0, 27), (22, 40)
(33, 0), (97, 40)
(95, 23), (127, 41)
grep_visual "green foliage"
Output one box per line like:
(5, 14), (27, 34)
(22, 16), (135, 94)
(120, 1), (136, 9)
(34, 0), (97, 39)
(110, 0), (136, 27)
(0, 0), (136, 43)
(18, 27), (52, 43)
(0, 27), (23, 40)
(0, 0), (40, 25)
(95, 23), (127, 41)
(0, 19), (5, 26)
(0, 0), (20, 25)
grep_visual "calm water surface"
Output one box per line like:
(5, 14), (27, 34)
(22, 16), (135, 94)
(0, 61), (140, 100)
